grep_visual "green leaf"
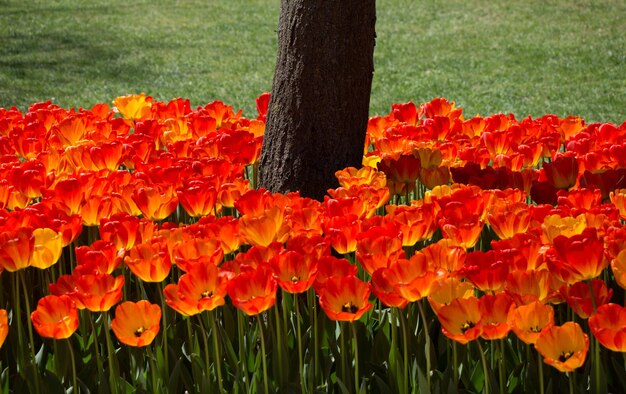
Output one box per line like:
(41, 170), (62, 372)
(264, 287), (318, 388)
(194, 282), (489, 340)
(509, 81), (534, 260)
(336, 377), (351, 394)
(168, 357), (195, 394)
(610, 355), (626, 391)
(469, 360), (484, 393)
(417, 363), (430, 394)
(388, 339), (403, 394)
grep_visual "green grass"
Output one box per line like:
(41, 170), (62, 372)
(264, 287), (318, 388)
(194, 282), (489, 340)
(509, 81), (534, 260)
(1, 0), (624, 123)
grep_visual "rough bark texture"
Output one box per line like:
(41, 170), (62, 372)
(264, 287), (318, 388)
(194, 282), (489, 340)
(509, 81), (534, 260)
(258, 0), (376, 201)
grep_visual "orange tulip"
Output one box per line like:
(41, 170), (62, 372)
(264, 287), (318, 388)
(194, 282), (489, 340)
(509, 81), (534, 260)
(218, 177), (251, 209)
(318, 275), (373, 322)
(377, 153), (421, 186)
(534, 322), (589, 372)
(233, 243), (283, 271)
(542, 154), (579, 190)
(0, 309), (8, 348)
(126, 237), (172, 282)
(486, 201), (531, 240)
(0, 228), (34, 272)
(74, 240), (123, 275)
(479, 293), (515, 340)
(508, 301), (555, 345)
(437, 296), (483, 345)
(80, 195), (115, 226)
(558, 115), (585, 141)
(427, 277), (475, 313)
(48, 274), (86, 309)
(541, 214), (587, 244)
(560, 279), (612, 319)
(132, 184), (179, 221)
(390, 254), (439, 302)
(609, 189), (626, 220)
(31, 295), (79, 339)
(461, 250), (509, 293)
(324, 195), (370, 219)
(284, 196), (325, 237)
(99, 212), (141, 252)
(313, 256), (358, 292)
(171, 237), (223, 272)
(177, 179), (218, 217)
(165, 262), (229, 315)
(30, 228), (64, 270)
(504, 269), (553, 305)
(546, 227), (608, 284)
(49, 178), (85, 215)
(335, 166), (387, 190)
(492, 233), (544, 271)
(371, 267), (410, 309)
(386, 203), (437, 246)
(238, 206), (290, 247)
(557, 188), (602, 211)
(611, 249), (626, 290)
(111, 300), (161, 347)
(10, 159), (51, 199)
(322, 214), (362, 255)
(113, 94), (153, 120)
(195, 216), (240, 255)
(75, 273), (125, 312)
(588, 303), (626, 352)
(440, 200), (485, 249)
(420, 240), (466, 275)
(227, 264), (277, 316)
(355, 222), (404, 275)
(163, 284), (201, 316)
(269, 250), (317, 294)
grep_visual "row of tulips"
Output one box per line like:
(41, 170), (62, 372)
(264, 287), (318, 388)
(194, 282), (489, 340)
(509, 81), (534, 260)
(0, 94), (626, 393)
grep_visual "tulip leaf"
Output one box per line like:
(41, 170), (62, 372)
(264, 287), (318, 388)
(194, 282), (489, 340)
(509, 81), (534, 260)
(610, 355), (626, 390)
(417, 363), (430, 394)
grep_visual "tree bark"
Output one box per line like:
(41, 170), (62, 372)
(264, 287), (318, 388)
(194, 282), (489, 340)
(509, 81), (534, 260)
(259, 0), (376, 201)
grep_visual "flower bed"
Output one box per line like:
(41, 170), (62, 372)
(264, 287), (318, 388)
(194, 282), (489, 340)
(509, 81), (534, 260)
(0, 94), (625, 393)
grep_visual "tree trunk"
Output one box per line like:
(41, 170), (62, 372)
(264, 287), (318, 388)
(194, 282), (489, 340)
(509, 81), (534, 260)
(259, 0), (376, 201)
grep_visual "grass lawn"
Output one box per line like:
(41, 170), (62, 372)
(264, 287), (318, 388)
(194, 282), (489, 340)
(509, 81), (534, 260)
(1, 0), (624, 123)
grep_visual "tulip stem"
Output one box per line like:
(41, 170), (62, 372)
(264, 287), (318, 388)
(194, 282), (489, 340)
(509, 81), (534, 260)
(88, 313), (104, 385)
(351, 323), (360, 391)
(417, 301), (431, 389)
(477, 340), (490, 394)
(294, 294), (305, 394)
(19, 270), (41, 394)
(538, 356), (545, 394)
(586, 280), (601, 394)
(498, 339), (506, 394)
(256, 314), (270, 394)
(102, 311), (119, 394)
(158, 282), (170, 379)
(209, 311), (224, 394)
(567, 372), (574, 394)
(237, 312), (249, 393)
(398, 308), (409, 394)
(340, 322), (349, 391)
(198, 315), (211, 384)
(274, 303), (285, 386)
(67, 338), (77, 392)
(309, 288), (319, 389)
(146, 345), (159, 392)
(453, 340), (459, 385)
(12, 273), (25, 376)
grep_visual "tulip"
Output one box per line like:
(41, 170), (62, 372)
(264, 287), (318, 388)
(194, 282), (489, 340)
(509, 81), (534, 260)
(111, 300), (161, 347)
(534, 322), (589, 372)
(318, 275), (373, 322)
(31, 295), (79, 339)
